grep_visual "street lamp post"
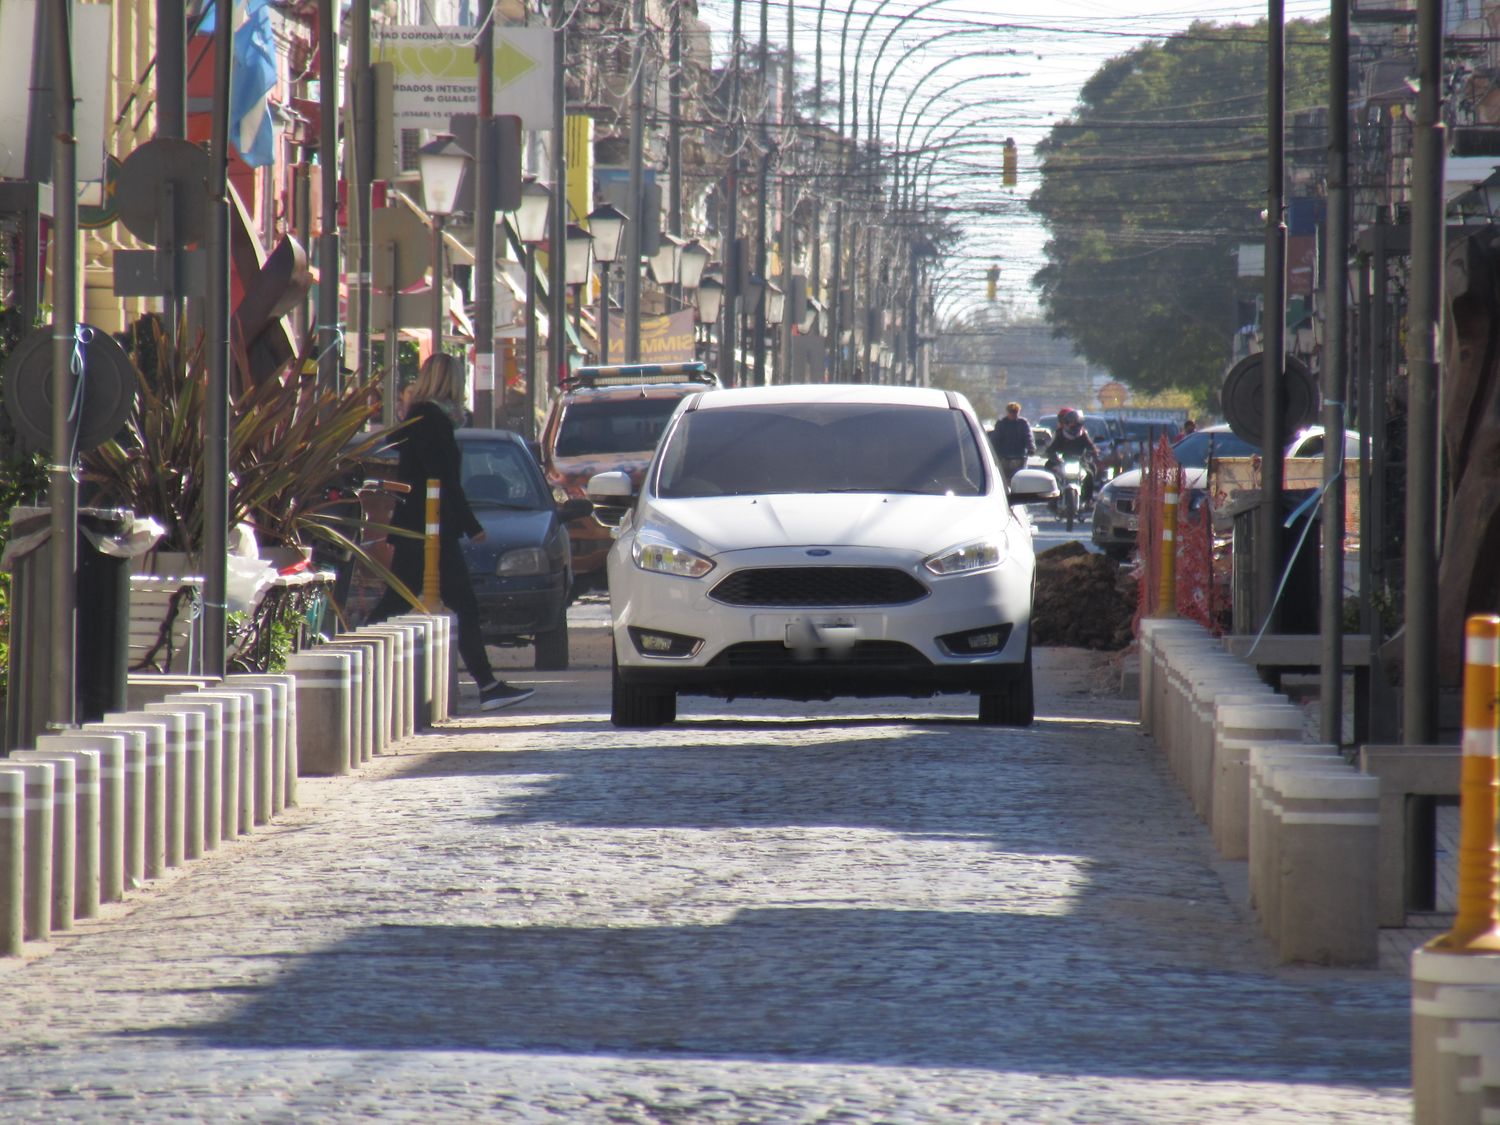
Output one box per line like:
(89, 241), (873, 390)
(417, 135), (472, 362)
(512, 177), (553, 438)
(695, 272), (724, 363)
(588, 203), (628, 365)
(678, 238), (710, 295)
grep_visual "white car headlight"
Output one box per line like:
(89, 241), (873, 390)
(923, 536), (1004, 576)
(633, 534), (715, 578)
(497, 547), (550, 576)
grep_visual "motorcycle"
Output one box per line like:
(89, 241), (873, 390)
(1057, 458), (1086, 531)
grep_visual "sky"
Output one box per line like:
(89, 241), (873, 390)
(693, 0), (1328, 320)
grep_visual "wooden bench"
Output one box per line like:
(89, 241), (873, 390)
(128, 575), (204, 674)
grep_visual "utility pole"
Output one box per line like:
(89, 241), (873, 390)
(1405, 0), (1445, 742)
(317, 0), (340, 394)
(624, 0), (647, 363)
(1257, 0), (1287, 634)
(1320, 0), (1349, 745)
(475, 0), (496, 425)
(752, 0), (770, 386)
(549, 0), (568, 397)
(717, 0), (742, 388)
(777, 0), (795, 384)
(46, 0), (78, 728)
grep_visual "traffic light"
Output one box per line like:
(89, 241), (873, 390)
(1003, 138), (1018, 187)
(986, 264), (999, 302)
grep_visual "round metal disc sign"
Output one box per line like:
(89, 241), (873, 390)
(115, 138), (211, 246)
(1220, 352), (1318, 449)
(1, 326), (136, 453)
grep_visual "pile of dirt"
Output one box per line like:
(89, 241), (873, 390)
(1032, 541), (1137, 650)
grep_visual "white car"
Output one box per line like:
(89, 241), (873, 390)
(587, 384), (1058, 728)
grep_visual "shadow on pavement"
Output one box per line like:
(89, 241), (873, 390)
(145, 908), (1408, 1087)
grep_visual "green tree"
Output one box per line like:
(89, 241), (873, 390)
(1029, 19), (1328, 401)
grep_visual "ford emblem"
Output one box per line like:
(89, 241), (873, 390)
(806, 548), (831, 557)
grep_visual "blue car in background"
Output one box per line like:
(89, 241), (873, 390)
(455, 429), (592, 670)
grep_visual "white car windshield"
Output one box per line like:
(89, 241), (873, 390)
(655, 402), (988, 498)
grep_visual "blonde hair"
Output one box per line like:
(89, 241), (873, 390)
(408, 353), (463, 405)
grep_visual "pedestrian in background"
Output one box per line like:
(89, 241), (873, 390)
(367, 353), (534, 711)
(989, 401), (1036, 483)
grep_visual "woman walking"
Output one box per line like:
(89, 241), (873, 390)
(367, 354), (533, 710)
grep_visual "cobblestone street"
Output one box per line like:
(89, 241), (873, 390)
(0, 633), (1411, 1122)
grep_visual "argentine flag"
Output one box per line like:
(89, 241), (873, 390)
(197, 0), (278, 168)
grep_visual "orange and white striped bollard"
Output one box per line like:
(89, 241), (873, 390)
(422, 479), (443, 612)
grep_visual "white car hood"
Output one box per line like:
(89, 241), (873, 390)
(641, 493), (1011, 558)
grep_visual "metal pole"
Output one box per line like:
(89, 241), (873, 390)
(1320, 0), (1349, 746)
(599, 264), (611, 365)
(46, 0), (78, 730)
(777, 0), (795, 384)
(475, 0), (496, 425)
(1257, 0), (1287, 633)
(549, 0), (568, 394)
(668, 0), (682, 241)
(525, 244), (538, 439)
(156, 0), (185, 343)
(431, 215), (445, 359)
(752, 0), (770, 386)
(203, 0), (233, 679)
(1405, 0), (1445, 744)
(718, 0), (743, 388)
(383, 240), (398, 429)
(353, 0), (374, 386)
(155, 0), (185, 137)
(624, 0), (647, 363)
(317, 0), (340, 394)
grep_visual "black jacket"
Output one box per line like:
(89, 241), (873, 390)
(388, 402), (482, 540)
(1045, 425), (1099, 463)
(990, 415), (1036, 459)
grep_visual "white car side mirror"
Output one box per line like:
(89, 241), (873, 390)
(586, 471), (635, 529)
(1008, 467), (1060, 505)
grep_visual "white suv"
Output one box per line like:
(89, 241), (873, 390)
(587, 384), (1057, 728)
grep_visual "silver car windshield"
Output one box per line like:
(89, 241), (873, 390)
(655, 403), (988, 498)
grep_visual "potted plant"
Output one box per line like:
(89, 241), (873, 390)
(81, 320), (418, 666)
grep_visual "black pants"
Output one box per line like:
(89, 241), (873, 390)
(367, 533), (495, 686)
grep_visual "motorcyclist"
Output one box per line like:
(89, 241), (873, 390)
(988, 401), (1035, 484)
(1044, 407), (1100, 506)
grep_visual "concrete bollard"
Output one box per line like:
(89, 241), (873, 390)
(1178, 664), (1264, 806)
(80, 728), (147, 891)
(1140, 619), (1209, 729)
(1412, 949), (1500, 1124)
(171, 697), (225, 851)
(1247, 742), (1340, 926)
(11, 755), (76, 931)
(333, 634), (389, 758)
(144, 703), (207, 860)
(37, 733), (127, 905)
(315, 643), (367, 767)
(1275, 766), (1380, 965)
(399, 612), (454, 721)
(395, 615), (433, 729)
(89, 720), (168, 880)
(185, 692), (241, 842)
(9, 750), (98, 921)
(1211, 702), (1306, 860)
(228, 675), (295, 815)
(193, 689), (258, 835)
(285, 650), (353, 776)
(223, 681), (275, 824)
(105, 712), (187, 870)
(0, 768), (22, 955)
(10, 761), (53, 941)
(362, 624), (414, 743)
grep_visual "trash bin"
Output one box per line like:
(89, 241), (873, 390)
(3, 507), (133, 751)
(1230, 490), (1320, 635)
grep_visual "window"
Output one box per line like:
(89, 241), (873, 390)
(656, 403), (987, 498)
(554, 397), (686, 457)
(460, 442), (545, 508)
